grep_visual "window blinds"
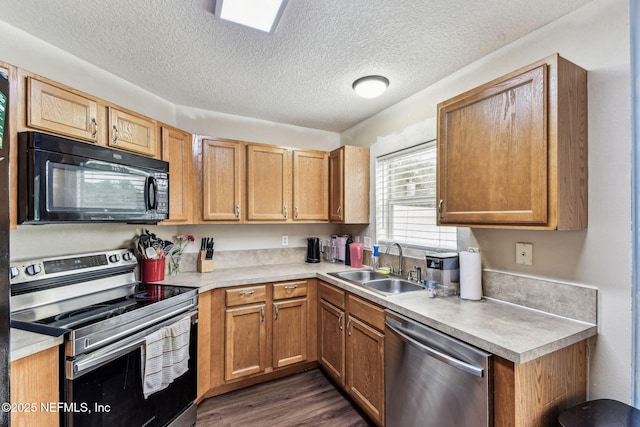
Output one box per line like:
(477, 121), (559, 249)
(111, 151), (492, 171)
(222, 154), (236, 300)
(375, 141), (457, 251)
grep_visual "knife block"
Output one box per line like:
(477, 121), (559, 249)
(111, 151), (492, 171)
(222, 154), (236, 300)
(197, 251), (214, 273)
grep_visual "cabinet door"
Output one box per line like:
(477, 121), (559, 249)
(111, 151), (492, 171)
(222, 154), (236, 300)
(224, 304), (267, 381)
(10, 347), (60, 427)
(318, 299), (345, 386)
(273, 298), (308, 368)
(437, 64), (548, 225)
(346, 316), (385, 426)
(27, 77), (98, 142)
(161, 126), (192, 223)
(329, 148), (344, 222)
(292, 149), (328, 221)
(202, 139), (243, 221)
(108, 106), (158, 157)
(247, 144), (291, 221)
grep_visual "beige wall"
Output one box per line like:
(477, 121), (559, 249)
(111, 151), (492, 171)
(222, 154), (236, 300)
(342, 0), (631, 403)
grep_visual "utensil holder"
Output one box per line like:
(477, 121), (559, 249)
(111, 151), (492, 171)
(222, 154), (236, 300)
(197, 251), (214, 273)
(142, 258), (165, 282)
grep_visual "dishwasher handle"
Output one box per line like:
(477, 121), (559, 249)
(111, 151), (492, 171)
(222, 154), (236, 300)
(385, 320), (485, 378)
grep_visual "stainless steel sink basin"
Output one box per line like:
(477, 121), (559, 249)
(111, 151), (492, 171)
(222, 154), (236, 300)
(364, 278), (426, 295)
(330, 270), (389, 282)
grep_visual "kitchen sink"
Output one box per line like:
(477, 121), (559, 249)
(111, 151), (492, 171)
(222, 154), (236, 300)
(328, 271), (426, 295)
(330, 270), (390, 282)
(364, 278), (426, 295)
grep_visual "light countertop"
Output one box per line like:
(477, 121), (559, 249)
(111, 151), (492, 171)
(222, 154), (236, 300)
(158, 262), (597, 364)
(11, 261), (597, 364)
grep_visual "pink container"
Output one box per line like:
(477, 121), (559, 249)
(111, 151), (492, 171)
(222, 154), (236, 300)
(349, 242), (364, 268)
(142, 258), (165, 282)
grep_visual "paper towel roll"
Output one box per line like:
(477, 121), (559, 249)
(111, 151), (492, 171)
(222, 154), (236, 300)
(459, 250), (482, 300)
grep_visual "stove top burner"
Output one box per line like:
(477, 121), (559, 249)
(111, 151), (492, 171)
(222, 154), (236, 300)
(54, 304), (110, 321)
(38, 299), (137, 329)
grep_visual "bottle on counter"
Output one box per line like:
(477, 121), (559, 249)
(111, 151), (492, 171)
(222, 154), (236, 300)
(372, 244), (379, 271)
(344, 235), (353, 266)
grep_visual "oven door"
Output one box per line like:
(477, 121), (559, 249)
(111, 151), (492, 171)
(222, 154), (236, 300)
(18, 131), (169, 224)
(64, 311), (197, 427)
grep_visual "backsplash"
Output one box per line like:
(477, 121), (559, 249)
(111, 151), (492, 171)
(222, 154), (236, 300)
(482, 269), (598, 324)
(178, 247), (308, 272)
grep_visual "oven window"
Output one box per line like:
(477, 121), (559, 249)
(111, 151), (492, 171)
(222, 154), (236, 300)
(47, 161), (146, 212)
(66, 326), (196, 427)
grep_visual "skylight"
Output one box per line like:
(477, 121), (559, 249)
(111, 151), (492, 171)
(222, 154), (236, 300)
(216, 0), (288, 33)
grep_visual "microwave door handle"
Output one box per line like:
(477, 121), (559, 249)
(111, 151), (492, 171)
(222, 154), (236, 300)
(146, 176), (158, 210)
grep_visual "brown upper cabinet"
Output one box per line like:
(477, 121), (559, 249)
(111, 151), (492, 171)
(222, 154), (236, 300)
(200, 137), (244, 222)
(108, 106), (158, 157)
(161, 125), (193, 224)
(198, 138), (330, 224)
(437, 54), (587, 230)
(27, 76), (99, 143)
(329, 146), (370, 224)
(247, 143), (292, 221)
(19, 69), (160, 159)
(292, 149), (329, 221)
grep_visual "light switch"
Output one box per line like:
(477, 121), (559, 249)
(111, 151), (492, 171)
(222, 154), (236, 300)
(515, 243), (533, 265)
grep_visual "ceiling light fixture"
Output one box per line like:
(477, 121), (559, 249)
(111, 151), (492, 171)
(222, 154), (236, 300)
(352, 75), (389, 98)
(215, 0), (288, 33)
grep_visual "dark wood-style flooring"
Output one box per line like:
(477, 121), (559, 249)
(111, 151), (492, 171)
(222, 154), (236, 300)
(196, 369), (373, 426)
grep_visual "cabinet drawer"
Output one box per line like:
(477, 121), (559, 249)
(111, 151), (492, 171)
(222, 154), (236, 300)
(319, 282), (345, 309)
(225, 285), (267, 307)
(347, 294), (384, 331)
(273, 281), (307, 300)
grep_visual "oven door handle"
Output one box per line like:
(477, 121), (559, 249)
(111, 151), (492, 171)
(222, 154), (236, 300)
(68, 309), (197, 380)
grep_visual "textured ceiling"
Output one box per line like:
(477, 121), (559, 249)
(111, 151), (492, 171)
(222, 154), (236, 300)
(0, 0), (593, 132)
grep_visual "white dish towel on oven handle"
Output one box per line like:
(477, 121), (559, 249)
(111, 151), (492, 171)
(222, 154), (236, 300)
(141, 317), (191, 399)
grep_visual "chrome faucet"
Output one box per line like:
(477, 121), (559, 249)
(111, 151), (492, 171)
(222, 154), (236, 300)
(385, 242), (403, 276)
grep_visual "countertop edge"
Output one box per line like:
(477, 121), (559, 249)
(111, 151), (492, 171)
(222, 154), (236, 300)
(10, 328), (63, 362)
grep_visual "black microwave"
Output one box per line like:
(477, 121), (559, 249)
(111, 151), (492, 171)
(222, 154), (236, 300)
(18, 132), (169, 224)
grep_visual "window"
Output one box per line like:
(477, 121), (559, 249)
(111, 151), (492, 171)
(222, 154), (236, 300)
(375, 141), (457, 251)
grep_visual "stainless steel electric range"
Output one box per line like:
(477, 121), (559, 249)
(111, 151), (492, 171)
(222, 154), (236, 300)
(9, 249), (198, 427)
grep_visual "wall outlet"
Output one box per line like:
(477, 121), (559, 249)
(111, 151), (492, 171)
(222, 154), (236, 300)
(363, 236), (372, 249)
(281, 235), (288, 246)
(515, 242), (533, 265)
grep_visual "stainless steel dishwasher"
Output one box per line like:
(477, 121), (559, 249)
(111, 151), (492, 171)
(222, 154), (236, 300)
(385, 310), (492, 427)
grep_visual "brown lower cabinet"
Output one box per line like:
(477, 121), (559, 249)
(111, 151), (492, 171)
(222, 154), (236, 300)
(318, 281), (385, 426)
(198, 278), (587, 427)
(10, 346), (60, 427)
(198, 279), (318, 400)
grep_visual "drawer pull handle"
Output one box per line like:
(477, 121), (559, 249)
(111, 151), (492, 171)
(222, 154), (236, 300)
(91, 118), (98, 138)
(337, 206), (342, 219)
(238, 290), (255, 296)
(235, 204), (240, 218)
(338, 313), (344, 331)
(438, 199), (444, 219)
(347, 318), (352, 336)
(274, 304), (279, 320)
(283, 285), (298, 290)
(260, 306), (265, 323)
(112, 125), (119, 144)
(283, 205), (288, 219)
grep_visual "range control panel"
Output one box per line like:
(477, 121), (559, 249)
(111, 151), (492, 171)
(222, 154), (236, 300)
(10, 249), (137, 285)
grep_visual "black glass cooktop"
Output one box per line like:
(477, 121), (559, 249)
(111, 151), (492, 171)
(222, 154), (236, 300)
(27, 283), (196, 331)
